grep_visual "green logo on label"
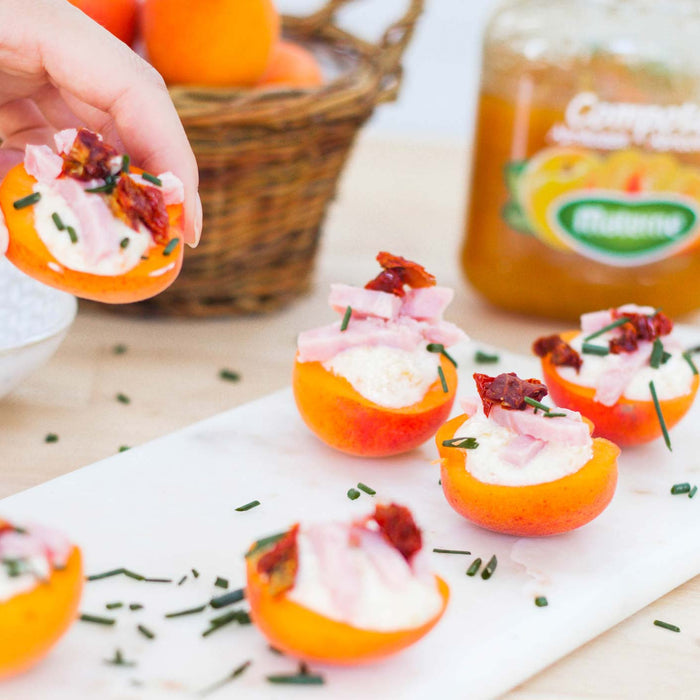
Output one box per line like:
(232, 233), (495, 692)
(551, 193), (700, 265)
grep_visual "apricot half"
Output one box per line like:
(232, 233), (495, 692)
(436, 415), (619, 537)
(246, 556), (449, 665)
(292, 354), (457, 457)
(0, 546), (83, 679)
(541, 331), (699, 446)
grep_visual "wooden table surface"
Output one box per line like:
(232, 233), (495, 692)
(2, 134), (699, 698)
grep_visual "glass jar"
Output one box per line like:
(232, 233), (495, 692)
(462, 0), (700, 319)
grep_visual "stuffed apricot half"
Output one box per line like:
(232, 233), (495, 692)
(534, 304), (699, 447)
(0, 519), (83, 679)
(293, 252), (466, 457)
(437, 373), (619, 537)
(0, 128), (185, 303)
(245, 504), (449, 664)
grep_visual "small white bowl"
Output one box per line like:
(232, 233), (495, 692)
(0, 258), (77, 400)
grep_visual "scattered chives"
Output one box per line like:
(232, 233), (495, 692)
(466, 558), (482, 576)
(201, 610), (251, 637)
(66, 226), (78, 244)
(13, 192), (41, 209)
(340, 306), (352, 332)
(121, 154), (130, 173)
(682, 351), (698, 375)
(118, 446), (130, 453)
(137, 624), (155, 640)
(426, 343), (458, 368)
(474, 349), (499, 364)
(442, 437), (478, 449)
(129, 603), (143, 611)
(670, 483), (691, 495)
(104, 649), (135, 667)
(210, 588), (245, 609)
(347, 488), (361, 500)
(583, 316), (629, 341)
(143, 577), (172, 583)
(105, 602), (123, 610)
(87, 568), (128, 582)
(215, 577), (229, 589)
(690, 485), (698, 499)
(481, 555), (498, 580)
(116, 393), (131, 405)
(162, 238), (180, 256)
(199, 660), (252, 697)
(582, 343), (609, 356)
(177, 575), (187, 586)
(165, 605), (207, 619)
(650, 339), (664, 369)
(120, 237), (130, 249)
(122, 569), (145, 581)
(357, 482), (376, 496)
(142, 172), (162, 187)
(653, 619), (680, 633)
(649, 381), (671, 451)
(192, 568), (200, 578)
(267, 667), (325, 685)
(85, 183), (115, 193)
(51, 212), (65, 230)
(235, 500), (260, 512)
(543, 412), (567, 418)
(112, 344), (128, 355)
(80, 613), (116, 626)
(524, 397), (550, 413)
(219, 369), (241, 382)
(44, 433), (59, 443)
(535, 596), (548, 607)
(433, 548), (471, 555)
(437, 366), (448, 393)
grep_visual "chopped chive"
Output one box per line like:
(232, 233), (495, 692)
(137, 624), (155, 640)
(162, 238), (180, 256)
(199, 660), (252, 696)
(118, 446), (130, 453)
(474, 349), (499, 364)
(437, 365), (448, 393)
(120, 237), (130, 249)
(177, 575), (187, 586)
(268, 645), (284, 655)
(66, 226), (78, 244)
(650, 338), (664, 369)
(121, 154), (130, 173)
(690, 485), (698, 499)
(340, 306), (352, 332)
(219, 369), (241, 382)
(85, 183), (115, 194)
(661, 351), (672, 364)
(214, 577), (229, 589)
(143, 577), (172, 583)
(670, 482), (691, 495)
(142, 172), (162, 186)
(481, 554), (498, 580)
(112, 344), (128, 355)
(116, 392), (131, 404)
(80, 613), (116, 626)
(105, 602), (123, 610)
(347, 488), (361, 500)
(649, 381), (671, 451)
(165, 604), (207, 619)
(192, 568), (200, 578)
(104, 648), (136, 667)
(653, 619), (680, 633)
(543, 412), (567, 418)
(129, 603), (143, 611)
(524, 397), (550, 413)
(442, 437), (478, 449)
(235, 500), (260, 512)
(210, 588), (245, 609)
(87, 568), (127, 581)
(267, 672), (324, 685)
(426, 342), (458, 368)
(535, 596), (549, 607)
(201, 610), (251, 637)
(245, 531), (286, 558)
(357, 482), (376, 496)
(51, 212), (65, 230)
(13, 192), (41, 209)
(466, 558), (482, 576)
(583, 316), (630, 341)
(582, 342), (609, 356)
(682, 351), (698, 375)
(44, 433), (59, 443)
(433, 548), (471, 555)
(122, 569), (145, 581)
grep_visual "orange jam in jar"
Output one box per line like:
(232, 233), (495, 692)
(463, 0), (700, 319)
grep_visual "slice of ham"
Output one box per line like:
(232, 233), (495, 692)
(328, 284), (401, 320)
(489, 405), (590, 446)
(129, 171), (185, 206)
(54, 128), (78, 156)
(24, 145), (63, 184)
(501, 434), (546, 467)
(594, 341), (652, 406)
(420, 319), (467, 347)
(400, 286), (454, 321)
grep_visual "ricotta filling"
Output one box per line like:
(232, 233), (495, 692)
(557, 331), (695, 401)
(455, 412), (593, 487)
(32, 182), (151, 276)
(324, 345), (441, 409)
(287, 524), (443, 632)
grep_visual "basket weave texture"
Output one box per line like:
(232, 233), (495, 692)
(117, 0), (423, 317)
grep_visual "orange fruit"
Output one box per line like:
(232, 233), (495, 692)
(258, 40), (323, 88)
(141, 0), (280, 87)
(68, 0), (138, 45)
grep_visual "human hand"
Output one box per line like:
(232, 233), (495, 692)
(0, 0), (201, 247)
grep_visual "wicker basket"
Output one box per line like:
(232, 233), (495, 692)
(115, 0), (423, 316)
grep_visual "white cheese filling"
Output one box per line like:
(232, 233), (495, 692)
(454, 413), (593, 487)
(32, 183), (151, 276)
(287, 525), (443, 632)
(0, 554), (51, 603)
(557, 332), (695, 401)
(324, 345), (441, 409)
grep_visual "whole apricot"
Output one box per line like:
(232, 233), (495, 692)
(68, 0), (138, 46)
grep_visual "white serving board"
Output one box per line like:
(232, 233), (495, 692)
(2, 337), (700, 700)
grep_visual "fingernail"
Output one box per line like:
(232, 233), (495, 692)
(188, 193), (202, 248)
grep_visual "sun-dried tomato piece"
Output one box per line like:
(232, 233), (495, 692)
(61, 128), (119, 182)
(533, 334), (582, 371)
(365, 268), (406, 296)
(609, 311), (673, 353)
(111, 173), (169, 244)
(474, 372), (548, 416)
(372, 503), (422, 562)
(256, 525), (299, 596)
(364, 252), (436, 296)
(609, 322), (639, 354)
(0, 520), (13, 537)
